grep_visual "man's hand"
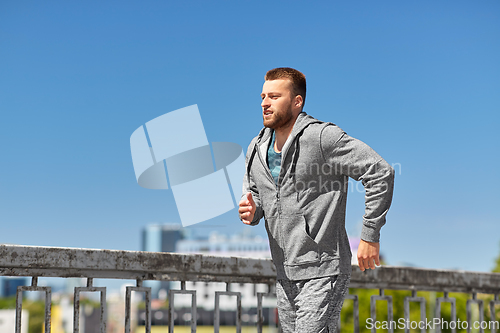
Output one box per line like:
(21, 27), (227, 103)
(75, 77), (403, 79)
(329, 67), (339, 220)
(357, 239), (380, 271)
(239, 192), (256, 225)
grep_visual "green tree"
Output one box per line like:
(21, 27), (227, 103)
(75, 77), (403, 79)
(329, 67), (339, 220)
(0, 296), (46, 333)
(493, 242), (500, 273)
(0, 296), (16, 309)
(23, 300), (45, 333)
(339, 289), (476, 333)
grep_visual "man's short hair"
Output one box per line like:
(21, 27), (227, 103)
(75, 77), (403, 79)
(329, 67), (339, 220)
(265, 67), (306, 106)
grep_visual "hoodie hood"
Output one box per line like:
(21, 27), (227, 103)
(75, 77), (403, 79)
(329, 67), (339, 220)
(255, 111), (323, 161)
(245, 112), (323, 188)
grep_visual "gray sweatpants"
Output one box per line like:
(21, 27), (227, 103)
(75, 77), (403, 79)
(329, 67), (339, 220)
(276, 274), (350, 333)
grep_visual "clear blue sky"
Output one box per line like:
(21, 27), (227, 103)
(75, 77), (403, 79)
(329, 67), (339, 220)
(1, 1), (499, 272)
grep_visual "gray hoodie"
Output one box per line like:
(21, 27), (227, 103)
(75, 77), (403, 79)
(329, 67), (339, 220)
(242, 112), (395, 281)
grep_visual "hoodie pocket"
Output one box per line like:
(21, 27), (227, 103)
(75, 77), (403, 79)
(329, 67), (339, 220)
(279, 214), (320, 266)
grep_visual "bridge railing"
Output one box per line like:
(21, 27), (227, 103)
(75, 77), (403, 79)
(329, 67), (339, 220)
(1, 244), (499, 333)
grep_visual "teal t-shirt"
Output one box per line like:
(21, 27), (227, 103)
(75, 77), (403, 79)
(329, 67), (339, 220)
(267, 131), (281, 184)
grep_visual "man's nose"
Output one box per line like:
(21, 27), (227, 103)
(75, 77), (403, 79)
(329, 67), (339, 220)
(261, 96), (270, 108)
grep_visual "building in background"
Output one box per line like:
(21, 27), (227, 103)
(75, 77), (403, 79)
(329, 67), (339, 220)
(142, 223), (186, 253)
(141, 223), (187, 298)
(349, 237), (360, 265)
(175, 229), (271, 259)
(172, 230), (273, 314)
(0, 277), (29, 297)
(0, 310), (28, 333)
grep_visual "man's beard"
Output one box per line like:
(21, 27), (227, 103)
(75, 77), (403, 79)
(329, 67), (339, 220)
(263, 105), (294, 130)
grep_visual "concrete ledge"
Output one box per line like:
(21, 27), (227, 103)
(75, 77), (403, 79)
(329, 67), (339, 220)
(0, 244), (276, 283)
(1, 245), (499, 293)
(350, 265), (500, 293)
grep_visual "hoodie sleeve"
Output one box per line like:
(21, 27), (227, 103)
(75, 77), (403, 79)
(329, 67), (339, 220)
(320, 125), (395, 242)
(241, 137), (264, 226)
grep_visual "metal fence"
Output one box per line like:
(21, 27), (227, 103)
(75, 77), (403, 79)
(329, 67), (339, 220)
(1, 244), (499, 333)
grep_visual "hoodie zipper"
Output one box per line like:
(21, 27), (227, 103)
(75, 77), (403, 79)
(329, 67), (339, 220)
(253, 113), (320, 215)
(255, 142), (277, 189)
(255, 132), (297, 215)
(255, 136), (284, 249)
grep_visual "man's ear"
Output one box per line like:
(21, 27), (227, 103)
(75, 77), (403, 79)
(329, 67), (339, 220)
(294, 95), (303, 109)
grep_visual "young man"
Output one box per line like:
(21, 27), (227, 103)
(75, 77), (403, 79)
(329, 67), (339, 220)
(239, 67), (395, 332)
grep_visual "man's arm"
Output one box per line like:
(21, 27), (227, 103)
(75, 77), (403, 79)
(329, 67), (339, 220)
(357, 239), (380, 271)
(239, 192), (256, 225)
(320, 125), (395, 271)
(240, 139), (264, 225)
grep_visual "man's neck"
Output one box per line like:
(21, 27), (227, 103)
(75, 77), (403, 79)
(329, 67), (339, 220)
(273, 117), (298, 153)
